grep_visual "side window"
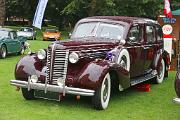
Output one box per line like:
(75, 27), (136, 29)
(9, 32), (17, 39)
(146, 26), (155, 43)
(156, 26), (163, 41)
(9, 32), (14, 39)
(127, 25), (141, 43)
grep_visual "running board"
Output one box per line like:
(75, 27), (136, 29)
(130, 72), (157, 86)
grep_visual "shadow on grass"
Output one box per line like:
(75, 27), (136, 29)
(19, 87), (143, 110)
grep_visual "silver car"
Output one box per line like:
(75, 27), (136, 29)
(17, 27), (36, 40)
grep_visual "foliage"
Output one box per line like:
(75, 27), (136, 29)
(0, 0), (5, 26)
(5, 0), (38, 25)
(3, 0), (180, 29)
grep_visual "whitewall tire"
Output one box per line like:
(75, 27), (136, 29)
(92, 73), (111, 110)
(156, 59), (165, 84)
(117, 49), (130, 71)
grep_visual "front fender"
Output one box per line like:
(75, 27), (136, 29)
(0, 41), (5, 48)
(78, 60), (130, 90)
(15, 54), (46, 82)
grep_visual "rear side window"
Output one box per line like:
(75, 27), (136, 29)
(146, 26), (155, 43)
(156, 26), (163, 41)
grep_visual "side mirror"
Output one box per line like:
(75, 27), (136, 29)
(128, 37), (136, 42)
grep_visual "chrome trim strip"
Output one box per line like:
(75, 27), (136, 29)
(10, 80), (95, 96)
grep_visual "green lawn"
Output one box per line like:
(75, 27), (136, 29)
(0, 29), (180, 120)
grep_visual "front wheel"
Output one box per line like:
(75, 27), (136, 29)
(21, 88), (35, 100)
(155, 59), (165, 84)
(92, 73), (111, 110)
(0, 45), (7, 59)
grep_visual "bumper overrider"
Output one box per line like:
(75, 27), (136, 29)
(10, 78), (95, 97)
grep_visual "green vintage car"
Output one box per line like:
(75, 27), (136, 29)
(0, 28), (27, 58)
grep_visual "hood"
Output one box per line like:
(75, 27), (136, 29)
(49, 37), (120, 51)
(17, 31), (32, 36)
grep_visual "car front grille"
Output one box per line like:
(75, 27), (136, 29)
(46, 48), (69, 85)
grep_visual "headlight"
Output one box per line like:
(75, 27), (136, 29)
(31, 75), (38, 83)
(69, 52), (79, 64)
(37, 49), (46, 60)
(57, 78), (64, 86)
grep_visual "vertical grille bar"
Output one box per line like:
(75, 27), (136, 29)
(46, 48), (69, 85)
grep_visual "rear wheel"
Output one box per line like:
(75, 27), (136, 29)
(155, 59), (165, 84)
(21, 88), (35, 100)
(92, 73), (111, 110)
(0, 45), (7, 59)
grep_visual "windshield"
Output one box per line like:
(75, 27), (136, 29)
(73, 22), (124, 40)
(20, 28), (33, 32)
(0, 31), (9, 39)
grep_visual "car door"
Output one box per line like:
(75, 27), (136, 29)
(126, 24), (145, 78)
(4, 31), (15, 53)
(9, 31), (21, 53)
(143, 25), (157, 73)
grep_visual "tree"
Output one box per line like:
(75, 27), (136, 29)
(0, 0), (5, 26)
(5, 0), (38, 25)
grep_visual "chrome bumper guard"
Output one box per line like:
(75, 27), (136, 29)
(10, 80), (95, 96)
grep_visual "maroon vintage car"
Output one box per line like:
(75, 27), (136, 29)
(10, 16), (170, 110)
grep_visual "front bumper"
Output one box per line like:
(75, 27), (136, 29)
(10, 79), (95, 97)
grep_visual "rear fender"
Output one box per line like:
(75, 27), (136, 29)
(152, 49), (163, 73)
(163, 50), (170, 77)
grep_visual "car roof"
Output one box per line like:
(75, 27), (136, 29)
(83, 16), (158, 24)
(20, 27), (33, 29)
(0, 28), (14, 32)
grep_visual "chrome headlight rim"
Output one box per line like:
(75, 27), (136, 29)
(30, 75), (38, 83)
(37, 49), (46, 60)
(69, 52), (79, 64)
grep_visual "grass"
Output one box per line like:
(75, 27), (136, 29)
(0, 28), (180, 120)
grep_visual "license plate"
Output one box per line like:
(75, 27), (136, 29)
(34, 90), (61, 101)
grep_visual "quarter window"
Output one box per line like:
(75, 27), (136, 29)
(156, 26), (163, 41)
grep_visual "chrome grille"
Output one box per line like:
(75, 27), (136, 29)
(46, 49), (69, 85)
